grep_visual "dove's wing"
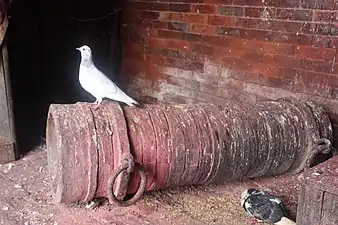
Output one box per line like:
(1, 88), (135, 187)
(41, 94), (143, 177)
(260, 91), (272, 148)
(90, 65), (119, 93)
(84, 65), (138, 104)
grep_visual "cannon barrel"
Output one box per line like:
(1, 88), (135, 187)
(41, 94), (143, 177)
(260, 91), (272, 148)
(46, 97), (333, 206)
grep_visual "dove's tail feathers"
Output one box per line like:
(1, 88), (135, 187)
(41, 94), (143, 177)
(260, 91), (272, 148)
(123, 95), (140, 107)
(275, 217), (296, 225)
(126, 99), (140, 107)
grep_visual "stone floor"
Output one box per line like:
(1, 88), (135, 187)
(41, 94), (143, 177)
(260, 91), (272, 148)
(0, 144), (303, 225)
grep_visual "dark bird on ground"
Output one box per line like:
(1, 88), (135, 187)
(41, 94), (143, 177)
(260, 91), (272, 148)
(241, 188), (296, 225)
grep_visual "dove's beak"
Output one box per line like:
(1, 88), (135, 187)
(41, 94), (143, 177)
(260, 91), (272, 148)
(76, 47), (80, 51)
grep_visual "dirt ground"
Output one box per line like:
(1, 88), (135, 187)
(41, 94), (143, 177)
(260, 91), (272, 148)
(0, 144), (303, 225)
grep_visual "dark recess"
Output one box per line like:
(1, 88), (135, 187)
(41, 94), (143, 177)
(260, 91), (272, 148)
(7, 0), (123, 155)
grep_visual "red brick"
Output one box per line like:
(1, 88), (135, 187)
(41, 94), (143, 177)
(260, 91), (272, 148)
(151, 20), (169, 29)
(164, 39), (190, 50)
(158, 29), (183, 40)
(304, 83), (332, 98)
(244, 7), (276, 19)
(122, 59), (148, 75)
(170, 3), (191, 12)
(183, 13), (208, 24)
(159, 12), (183, 21)
(277, 33), (313, 46)
(202, 35), (231, 46)
(203, 0), (232, 4)
(191, 4), (215, 14)
(215, 26), (241, 37)
(274, 0), (303, 8)
(321, 73), (338, 88)
(235, 18), (246, 27)
(209, 47), (245, 61)
(190, 42), (214, 54)
(147, 44), (161, 55)
(125, 43), (144, 54)
(190, 24), (216, 34)
(330, 37), (338, 48)
(276, 9), (313, 21)
(230, 71), (261, 84)
(233, 0), (266, 6)
(295, 46), (336, 61)
(239, 29), (267, 41)
(228, 39), (294, 55)
(331, 24), (338, 36)
(227, 38), (251, 51)
(217, 6), (244, 16)
(315, 23), (333, 35)
(300, 0), (321, 9)
(304, 71), (325, 85)
(222, 57), (245, 70)
(245, 19), (307, 34)
(301, 59), (333, 73)
(333, 63), (338, 75)
(160, 73), (200, 89)
(259, 76), (293, 91)
(168, 22), (190, 32)
(270, 20), (313, 34)
(232, 0), (246, 4)
(125, 50), (146, 61)
(313, 10), (335, 22)
(165, 57), (204, 72)
(289, 69), (308, 93)
(129, 2), (170, 11)
(146, 63), (163, 81)
(251, 62), (284, 77)
(312, 35), (331, 48)
(208, 15), (236, 26)
(299, 22), (317, 34)
(242, 50), (263, 63)
(229, 58), (252, 71)
(183, 33), (203, 42)
(261, 42), (294, 55)
(283, 68), (306, 80)
(321, 0), (337, 10)
(140, 11), (160, 20)
(160, 0), (203, 2)
(147, 54), (166, 65)
(147, 38), (164, 50)
(273, 54), (302, 68)
(230, 28), (313, 46)
(334, 11), (338, 21)
(188, 45), (213, 60)
(160, 48), (187, 59)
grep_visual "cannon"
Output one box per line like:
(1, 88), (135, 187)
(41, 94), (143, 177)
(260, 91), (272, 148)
(46, 97), (333, 206)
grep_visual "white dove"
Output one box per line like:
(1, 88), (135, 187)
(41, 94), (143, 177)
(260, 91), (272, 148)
(76, 45), (139, 108)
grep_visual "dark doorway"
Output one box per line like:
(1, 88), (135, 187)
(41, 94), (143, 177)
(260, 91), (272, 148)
(7, 0), (123, 155)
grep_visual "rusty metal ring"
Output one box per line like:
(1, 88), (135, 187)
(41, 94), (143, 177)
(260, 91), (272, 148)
(107, 163), (147, 207)
(305, 138), (332, 171)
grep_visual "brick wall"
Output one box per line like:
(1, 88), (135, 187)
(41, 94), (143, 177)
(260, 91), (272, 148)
(120, 0), (338, 143)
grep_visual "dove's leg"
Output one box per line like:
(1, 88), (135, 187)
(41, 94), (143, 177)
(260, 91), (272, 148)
(90, 98), (103, 110)
(96, 98), (103, 105)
